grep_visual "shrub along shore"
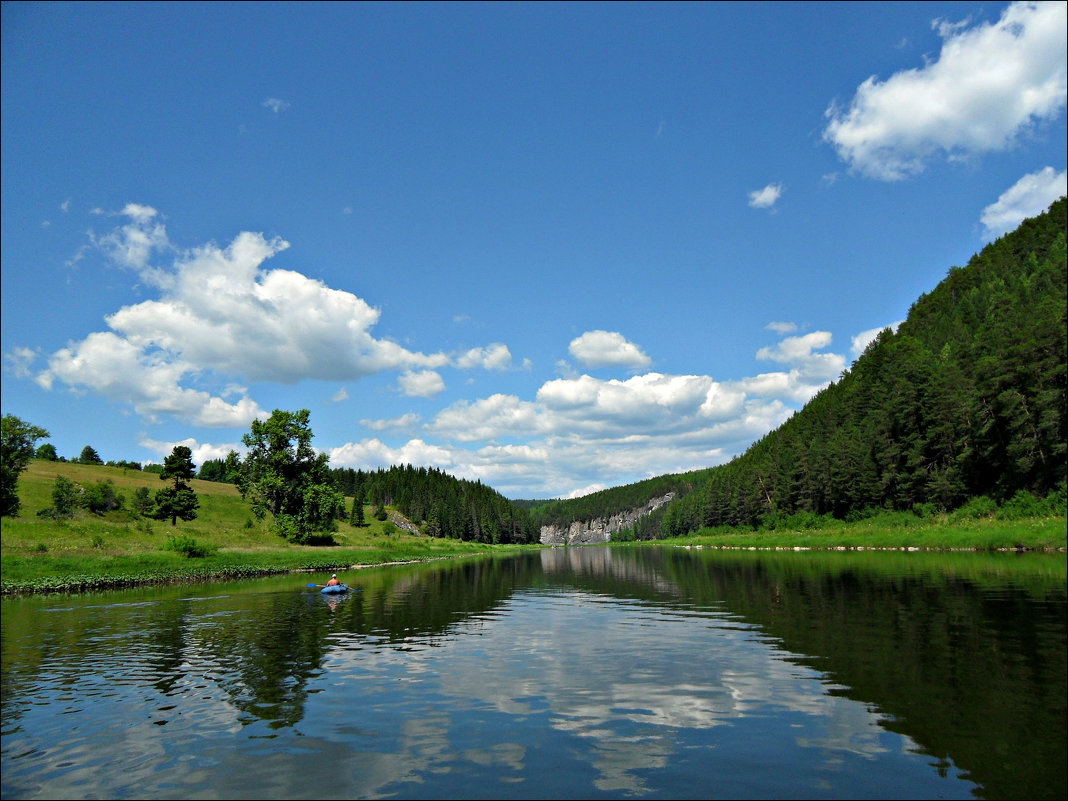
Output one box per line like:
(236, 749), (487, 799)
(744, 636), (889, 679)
(1, 461), (1064, 595)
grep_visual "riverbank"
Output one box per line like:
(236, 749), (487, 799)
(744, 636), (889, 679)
(0, 461), (518, 594)
(669, 513), (1067, 551)
(0, 541), (518, 595)
(5, 516), (1064, 595)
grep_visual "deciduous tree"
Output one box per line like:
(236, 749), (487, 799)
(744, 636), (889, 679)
(238, 410), (343, 543)
(1, 414), (50, 516)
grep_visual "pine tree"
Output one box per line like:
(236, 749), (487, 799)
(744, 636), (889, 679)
(154, 445), (199, 526)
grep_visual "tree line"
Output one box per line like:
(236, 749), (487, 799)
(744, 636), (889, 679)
(331, 464), (541, 544)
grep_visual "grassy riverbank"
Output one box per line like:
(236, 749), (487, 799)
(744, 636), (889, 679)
(669, 511), (1067, 551)
(2, 460), (1064, 594)
(0, 461), (515, 594)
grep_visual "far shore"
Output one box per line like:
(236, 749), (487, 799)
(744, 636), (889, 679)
(4, 517), (1066, 596)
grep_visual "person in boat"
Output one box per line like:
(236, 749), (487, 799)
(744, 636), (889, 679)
(326, 573), (340, 587)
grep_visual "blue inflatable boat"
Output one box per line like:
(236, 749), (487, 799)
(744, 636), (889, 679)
(320, 584), (348, 594)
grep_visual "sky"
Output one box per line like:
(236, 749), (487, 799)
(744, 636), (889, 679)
(2, 1), (1066, 500)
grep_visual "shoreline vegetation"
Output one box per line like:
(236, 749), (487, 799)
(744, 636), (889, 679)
(2, 461), (1064, 595)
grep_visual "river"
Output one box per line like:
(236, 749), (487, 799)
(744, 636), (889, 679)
(1, 547), (1064, 799)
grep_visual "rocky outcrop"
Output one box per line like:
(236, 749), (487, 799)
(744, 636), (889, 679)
(539, 492), (675, 545)
(387, 510), (423, 536)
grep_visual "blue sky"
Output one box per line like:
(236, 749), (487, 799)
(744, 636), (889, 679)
(2, 1), (1066, 499)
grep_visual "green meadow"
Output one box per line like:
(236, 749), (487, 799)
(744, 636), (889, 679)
(1, 460), (507, 594)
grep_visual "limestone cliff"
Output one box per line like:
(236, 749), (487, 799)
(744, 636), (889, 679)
(539, 492), (675, 545)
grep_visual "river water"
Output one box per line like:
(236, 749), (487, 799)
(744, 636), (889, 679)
(1, 547), (1065, 799)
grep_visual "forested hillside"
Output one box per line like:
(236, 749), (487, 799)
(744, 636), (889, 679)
(331, 465), (540, 544)
(657, 197), (1067, 535)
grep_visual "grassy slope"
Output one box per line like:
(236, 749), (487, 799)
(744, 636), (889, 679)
(1, 461), (506, 593)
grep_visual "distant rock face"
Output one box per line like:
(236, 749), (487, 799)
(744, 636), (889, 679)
(539, 493), (676, 545)
(387, 511), (422, 536)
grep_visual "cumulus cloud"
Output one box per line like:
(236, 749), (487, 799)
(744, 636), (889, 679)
(568, 330), (652, 370)
(93, 203), (172, 281)
(334, 329), (844, 497)
(824, 1), (1067, 180)
(100, 229), (448, 384)
(399, 370), (446, 398)
(980, 167), (1068, 240)
(19, 204), (861, 499)
(327, 438), (459, 473)
(566, 483), (609, 499)
(430, 394), (547, 443)
(32, 205), (504, 428)
(537, 373), (713, 429)
(757, 331), (832, 363)
(455, 343), (513, 370)
(36, 331), (264, 427)
(752, 331), (846, 401)
(748, 183), (783, 209)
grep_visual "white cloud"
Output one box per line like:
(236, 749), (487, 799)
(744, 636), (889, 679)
(36, 331), (264, 427)
(568, 330), (652, 369)
(399, 370), (446, 398)
(34, 207), (505, 428)
(980, 167), (1067, 240)
(330, 387), (350, 402)
(94, 203), (171, 279)
(20, 204), (863, 499)
(752, 331), (846, 401)
(537, 373), (712, 427)
(263, 97), (290, 114)
(99, 229), (449, 384)
(430, 394), (547, 443)
(756, 331), (833, 363)
(824, 1), (1067, 180)
(748, 183), (783, 209)
(325, 327), (850, 497)
(455, 343), (513, 370)
(327, 438), (459, 473)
